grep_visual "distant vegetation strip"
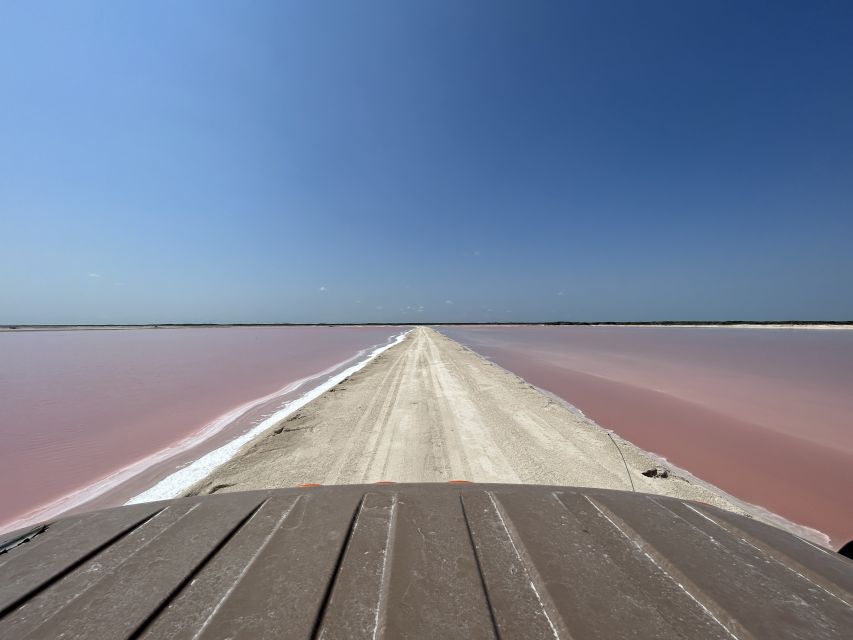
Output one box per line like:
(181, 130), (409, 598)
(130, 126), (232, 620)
(2, 320), (852, 330)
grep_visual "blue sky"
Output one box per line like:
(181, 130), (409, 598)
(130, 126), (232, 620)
(2, 1), (851, 324)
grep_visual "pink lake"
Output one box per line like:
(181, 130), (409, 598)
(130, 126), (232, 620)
(439, 325), (853, 550)
(0, 326), (400, 533)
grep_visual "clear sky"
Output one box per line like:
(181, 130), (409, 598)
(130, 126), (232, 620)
(2, 1), (852, 324)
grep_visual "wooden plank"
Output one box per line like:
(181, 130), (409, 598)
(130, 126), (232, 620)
(316, 492), (397, 639)
(593, 491), (853, 640)
(0, 503), (163, 616)
(19, 493), (263, 640)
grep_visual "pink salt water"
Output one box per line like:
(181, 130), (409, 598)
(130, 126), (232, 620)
(0, 326), (400, 534)
(440, 326), (853, 550)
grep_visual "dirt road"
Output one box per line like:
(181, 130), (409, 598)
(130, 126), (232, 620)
(189, 328), (750, 514)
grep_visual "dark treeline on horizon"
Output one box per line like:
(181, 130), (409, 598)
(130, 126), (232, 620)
(3, 321), (852, 330)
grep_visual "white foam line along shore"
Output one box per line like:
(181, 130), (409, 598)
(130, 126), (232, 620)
(0, 331), (408, 534)
(127, 330), (411, 504)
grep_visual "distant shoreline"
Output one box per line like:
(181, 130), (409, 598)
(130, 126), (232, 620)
(2, 320), (852, 332)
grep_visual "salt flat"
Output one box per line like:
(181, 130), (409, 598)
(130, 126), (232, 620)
(187, 328), (779, 523)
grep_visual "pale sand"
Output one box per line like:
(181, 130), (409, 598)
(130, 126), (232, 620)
(187, 327), (811, 538)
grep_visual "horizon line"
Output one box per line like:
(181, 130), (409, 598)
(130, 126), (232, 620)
(3, 320), (853, 330)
